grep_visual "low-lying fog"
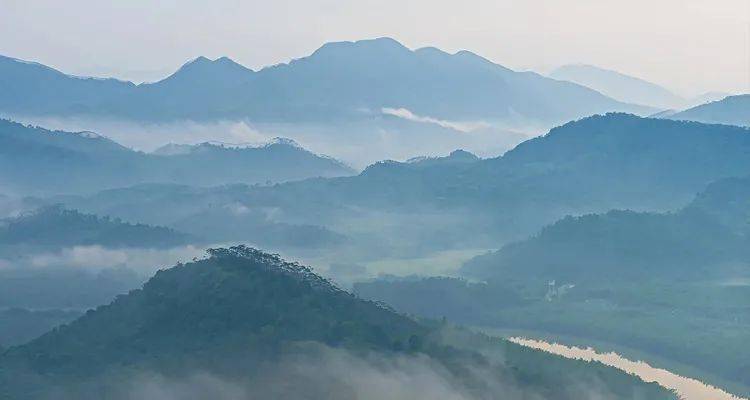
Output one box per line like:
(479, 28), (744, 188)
(3, 113), (540, 168)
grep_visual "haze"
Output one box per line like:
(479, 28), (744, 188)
(1, 0), (748, 96)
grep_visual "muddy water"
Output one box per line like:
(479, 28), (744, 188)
(509, 337), (746, 400)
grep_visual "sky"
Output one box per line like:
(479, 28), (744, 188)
(1, 0), (748, 97)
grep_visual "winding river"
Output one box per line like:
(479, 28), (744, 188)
(509, 337), (746, 400)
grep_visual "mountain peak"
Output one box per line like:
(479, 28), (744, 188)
(158, 55), (253, 85)
(266, 136), (303, 149)
(311, 37), (411, 58)
(448, 149), (479, 160)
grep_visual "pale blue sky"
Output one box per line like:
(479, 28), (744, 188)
(1, 0), (748, 96)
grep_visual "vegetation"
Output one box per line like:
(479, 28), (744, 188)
(357, 176), (750, 396)
(0, 247), (674, 399)
(0, 308), (81, 348)
(49, 115), (750, 263)
(0, 205), (192, 249)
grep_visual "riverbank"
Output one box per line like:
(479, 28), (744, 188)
(508, 336), (745, 400)
(477, 326), (749, 399)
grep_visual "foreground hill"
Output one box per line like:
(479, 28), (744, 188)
(549, 64), (684, 109)
(669, 94), (750, 126)
(0, 246), (673, 400)
(0, 38), (648, 125)
(0, 119), (354, 195)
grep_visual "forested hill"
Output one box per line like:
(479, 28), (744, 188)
(0, 246), (674, 400)
(461, 175), (750, 282)
(0, 206), (192, 249)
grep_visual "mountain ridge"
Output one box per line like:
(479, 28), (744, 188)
(0, 119), (354, 195)
(668, 94), (750, 126)
(0, 38), (651, 124)
(549, 64), (684, 109)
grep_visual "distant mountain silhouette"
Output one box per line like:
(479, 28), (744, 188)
(0, 246), (673, 399)
(668, 94), (750, 126)
(0, 38), (651, 125)
(0, 119), (354, 195)
(549, 64), (684, 109)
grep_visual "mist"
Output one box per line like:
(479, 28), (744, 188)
(3, 114), (535, 169)
(50, 341), (628, 400)
(24, 244), (209, 275)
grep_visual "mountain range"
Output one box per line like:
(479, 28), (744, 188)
(0, 38), (651, 126)
(41, 114), (750, 258)
(0, 119), (354, 195)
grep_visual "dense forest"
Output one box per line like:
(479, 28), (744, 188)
(0, 247), (674, 400)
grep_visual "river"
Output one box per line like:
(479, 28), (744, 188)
(509, 337), (746, 400)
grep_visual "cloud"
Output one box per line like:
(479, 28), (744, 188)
(27, 245), (209, 275)
(95, 341), (627, 400)
(0, 194), (30, 218)
(382, 108), (491, 133)
(1, 115), (272, 153)
(107, 344), (492, 400)
(4, 113), (533, 170)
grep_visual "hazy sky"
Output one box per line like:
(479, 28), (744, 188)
(1, 0), (748, 96)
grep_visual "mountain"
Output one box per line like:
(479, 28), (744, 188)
(462, 209), (748, 283)
(0, 206), (192, 250)
(668, 94), (750, 126)
(356, 177), (750, 396)
(0, 38), (650, 125)
(549, 64), (684, 109)
(0, 55), (135, 116)
(405, 149), (480, 167)
(461, 174), (750, 282)
(0, 309), (82, 349)
(687, 91), (732, 107)
(49, 114), (750, 256)
(0, 119), (354, 195)
(0, 206), (191, 312)
(0, 246), (673, 399)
